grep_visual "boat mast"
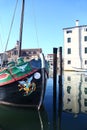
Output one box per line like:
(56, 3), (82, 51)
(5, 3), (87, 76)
(18, 0), (25, 57)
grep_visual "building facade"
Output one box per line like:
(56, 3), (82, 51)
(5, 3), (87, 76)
(0, 41), (42, 65)
(46, 51), (60, 73)
(63, 20), (87, 71)
(46, 54), (53, 70)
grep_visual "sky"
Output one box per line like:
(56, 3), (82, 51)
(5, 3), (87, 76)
(0, 0), (87, 55)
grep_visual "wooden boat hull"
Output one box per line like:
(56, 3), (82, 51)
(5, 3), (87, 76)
(0, 68), (47, 108)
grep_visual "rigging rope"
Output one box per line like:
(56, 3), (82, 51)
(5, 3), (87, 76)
(4, 0), (18, 52)
(0, 33), (3, 52)
(0, 16), (4, 52)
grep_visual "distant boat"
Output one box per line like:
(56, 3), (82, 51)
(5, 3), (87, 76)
(0, 0), (49, 109)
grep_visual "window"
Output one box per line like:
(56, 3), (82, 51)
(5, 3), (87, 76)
(84, 36), (87, 41)
(84, 88), (87, 94)
(13, 50), (18, 55)
(85, 60), (87, 64)
(84, 28), (87, 31)
(67, 38), (71, 43)
(22, 51), (27, 56)
(67, 76), (71, 81)
(85, 48), (87, 53)
(33, 51), (36, 54)
(29, 51), (31, 54)
(85, 78), (87, 82)
(67, 86), (71, 94)
(84, 99), (87, 106)
(66, 30), (72, 33)
(67, 60), (71, 64)
(67, 48), (71, 54)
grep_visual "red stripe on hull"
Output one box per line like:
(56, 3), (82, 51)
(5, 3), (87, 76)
(0, 69), (38, 87)
(0, 73), (9, 79)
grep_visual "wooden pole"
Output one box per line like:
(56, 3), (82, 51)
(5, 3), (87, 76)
(58, 47), (62, 98)
(59, 47), (62, 76)
(58, 47), (62, 130)
(53, 48), (57, 130)
(53, 48), (57, 90)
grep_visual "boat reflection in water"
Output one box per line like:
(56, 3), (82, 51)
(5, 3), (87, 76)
(62, 71), (87, 130)
(0, 105), (49, 130)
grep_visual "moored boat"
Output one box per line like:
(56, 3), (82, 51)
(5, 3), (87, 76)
(0, 0), (49, 109)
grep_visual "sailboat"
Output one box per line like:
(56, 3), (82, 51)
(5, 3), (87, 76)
(0, 0), (49, 109)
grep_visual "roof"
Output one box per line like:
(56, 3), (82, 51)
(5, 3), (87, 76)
(63, 25), (87, 30)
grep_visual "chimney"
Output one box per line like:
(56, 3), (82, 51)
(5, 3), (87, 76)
(76, 20), (79, 26)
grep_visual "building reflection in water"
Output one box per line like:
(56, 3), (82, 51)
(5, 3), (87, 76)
(63, 71), (87, 117)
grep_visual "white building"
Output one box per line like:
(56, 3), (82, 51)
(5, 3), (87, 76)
(63, 20), (87, 71)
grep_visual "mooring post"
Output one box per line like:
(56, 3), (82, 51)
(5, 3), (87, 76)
(59, 47), (62, 76)
(58, 47), (62, 130)
(58, 47), (62, 103)
(53, 47), (57, 130)
(53, 47), (57, 96)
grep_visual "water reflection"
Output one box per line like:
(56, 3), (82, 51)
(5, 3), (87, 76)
(0, 105), (49, 130)
(62, 71), (87, 130)
(63, 71), (87, 115)
(1, 72), (87, 130)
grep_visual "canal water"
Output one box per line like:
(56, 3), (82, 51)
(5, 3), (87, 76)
(0, 71), (87, 130)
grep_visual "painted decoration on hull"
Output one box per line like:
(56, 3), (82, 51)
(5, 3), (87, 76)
(18, 72), (41, 96)
(0, 73), (9, 80)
